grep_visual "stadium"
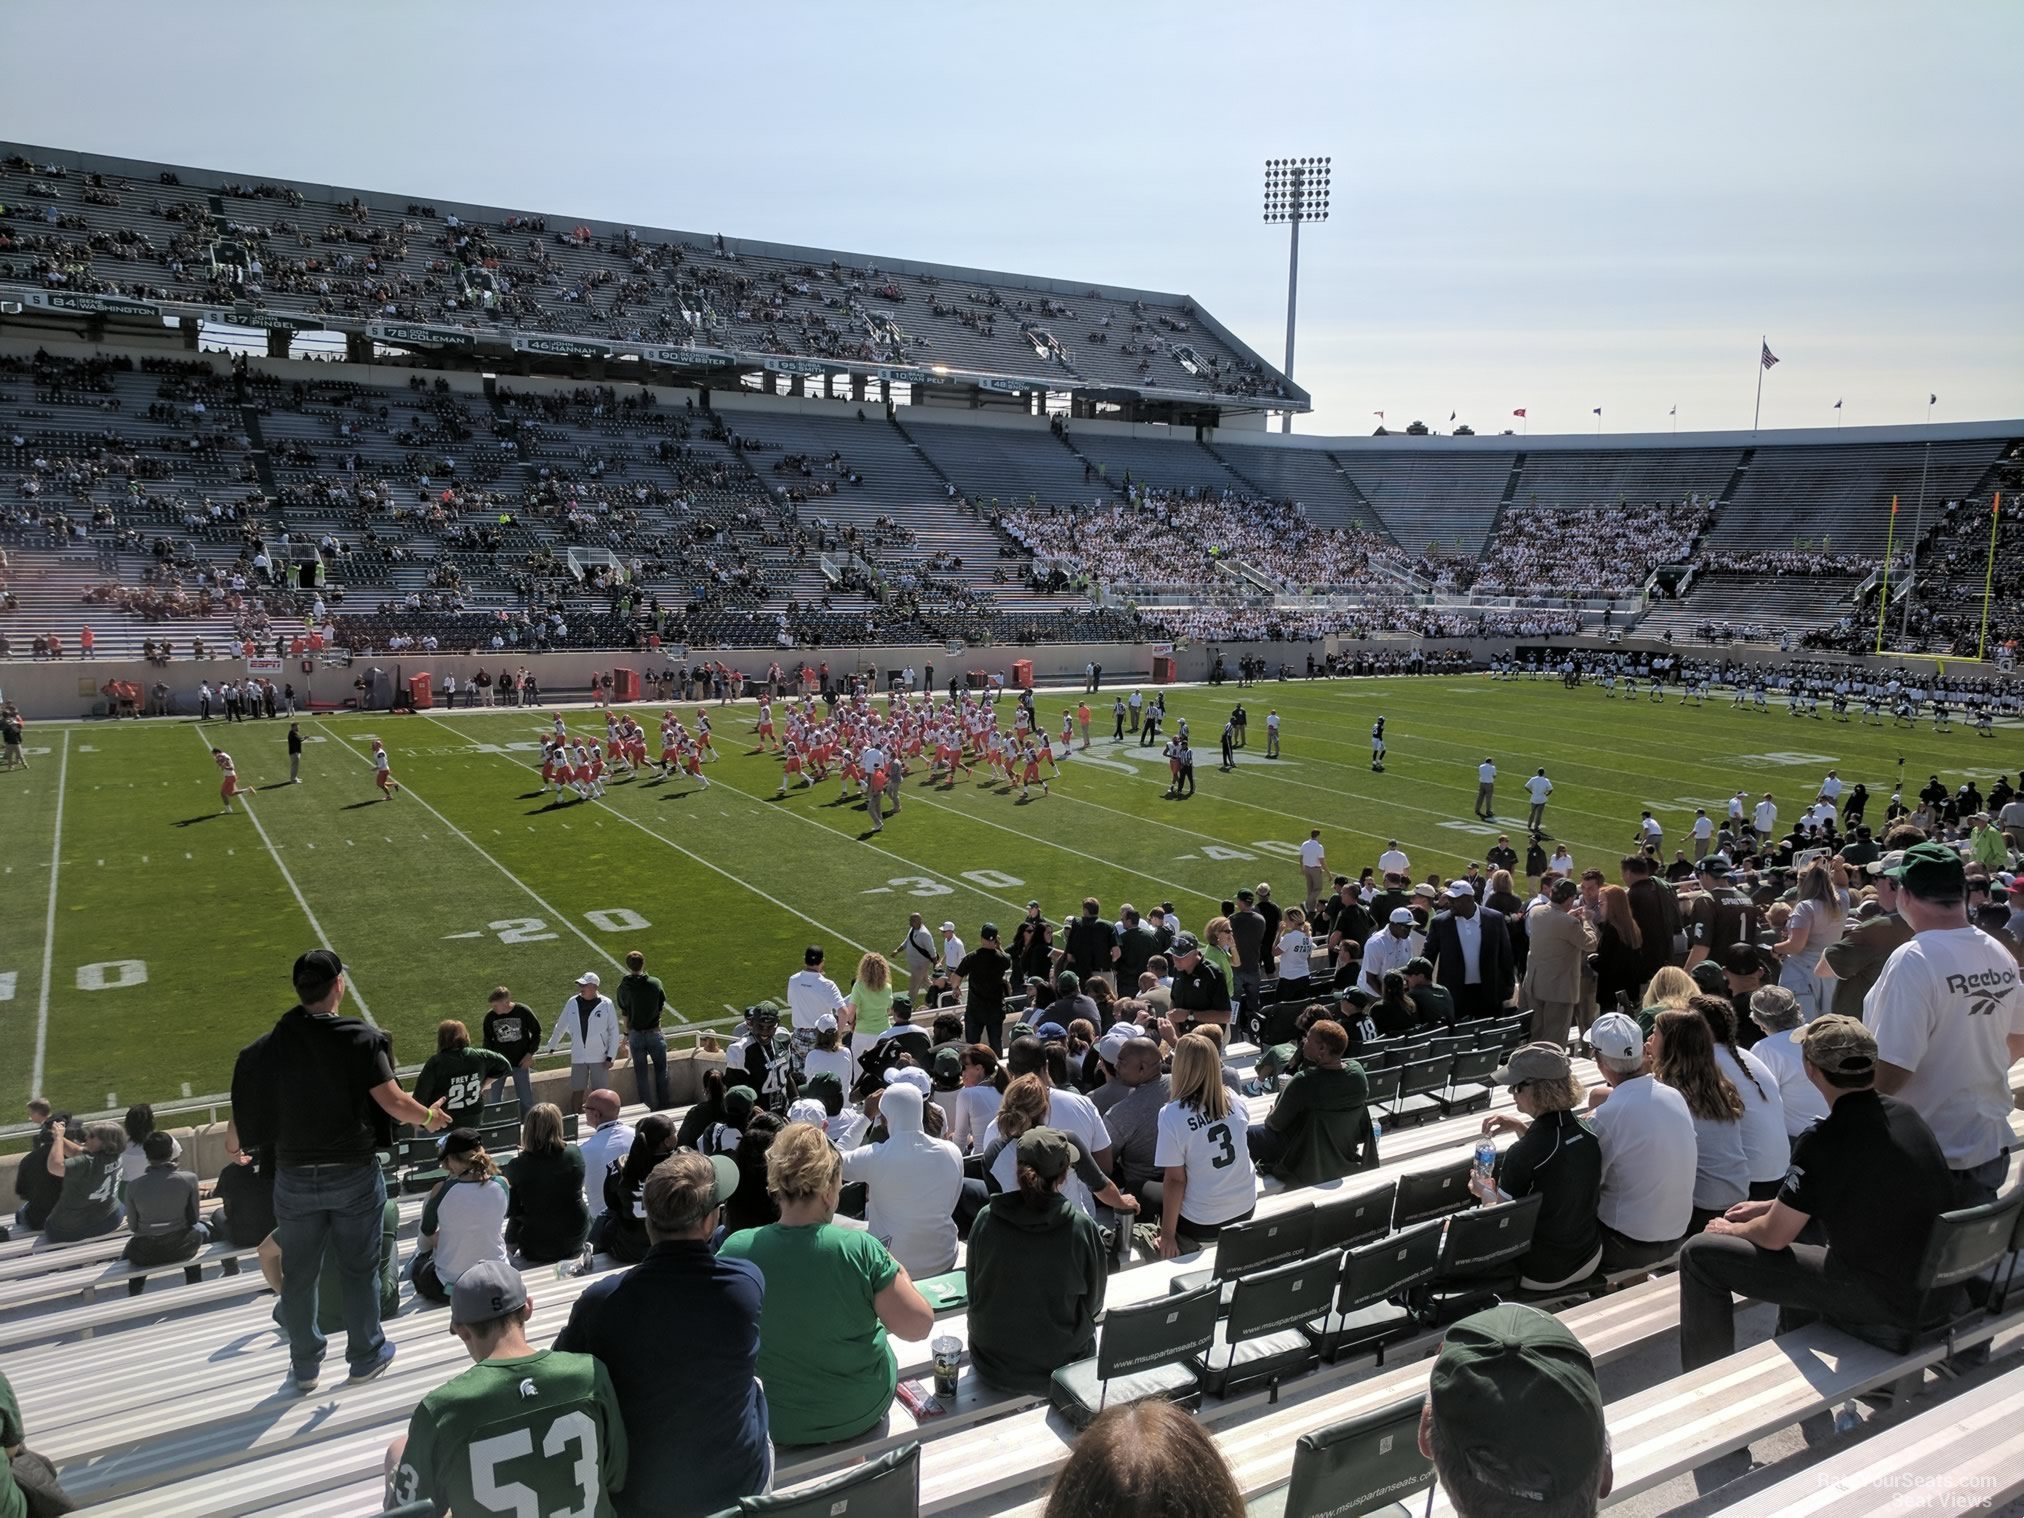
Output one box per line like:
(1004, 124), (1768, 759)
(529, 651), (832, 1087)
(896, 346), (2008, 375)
(2, 11), (2023, 1518)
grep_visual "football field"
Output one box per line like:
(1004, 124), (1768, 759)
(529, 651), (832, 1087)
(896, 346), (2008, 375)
(3, 675), (2016, 1111)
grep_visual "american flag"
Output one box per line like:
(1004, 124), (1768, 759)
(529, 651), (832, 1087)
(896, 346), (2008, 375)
(1760, 341), (1779, 370)
(1512, 408), (1526, 418)
(1373, 410), (1384, 420)
(1592, 407), (1602, 416)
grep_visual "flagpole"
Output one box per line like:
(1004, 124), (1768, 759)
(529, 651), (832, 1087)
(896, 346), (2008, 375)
(1753, 337), (1764, 432)
(1975, 491), (2001, 662)
(1874, 495), (1897, 656)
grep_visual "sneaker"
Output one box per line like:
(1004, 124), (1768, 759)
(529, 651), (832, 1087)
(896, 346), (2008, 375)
(349, 1340), (397, 1381)
(290, 1364), (320, 1393)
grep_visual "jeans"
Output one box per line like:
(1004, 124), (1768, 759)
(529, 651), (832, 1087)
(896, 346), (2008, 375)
(1678, 1232), (1902, 1371)
(487, 1062), (535, 1113)
(1246, 1123), (1287, 1167)
(964, 1001), (1004, 1054)
(274, 1161), (389, 1376)
(630, 1029), (672, 1109)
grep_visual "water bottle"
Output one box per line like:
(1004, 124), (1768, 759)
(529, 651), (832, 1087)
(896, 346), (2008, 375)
(1369, 1117), (1383, 1143)
(1474, 1138), (1497, 1181)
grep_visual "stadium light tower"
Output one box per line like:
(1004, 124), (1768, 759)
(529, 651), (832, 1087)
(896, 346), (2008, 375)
(1263, 156), (1330, 434)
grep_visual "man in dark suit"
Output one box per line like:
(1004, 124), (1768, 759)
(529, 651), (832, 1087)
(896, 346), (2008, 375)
(1424, 881), (1516, 1022)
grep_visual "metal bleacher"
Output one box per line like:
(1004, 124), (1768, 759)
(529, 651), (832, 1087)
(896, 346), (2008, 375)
(1332, 447), (1516, 558)
(1708, 438), (2008, 555)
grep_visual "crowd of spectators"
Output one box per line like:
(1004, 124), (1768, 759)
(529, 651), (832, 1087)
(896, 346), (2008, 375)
(1468, 499), (1713, 597)
(8, 745), (2021, 1515)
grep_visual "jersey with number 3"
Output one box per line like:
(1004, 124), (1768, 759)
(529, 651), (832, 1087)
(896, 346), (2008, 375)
(389, 1349), (626, 1518)
(1153, 1099), (1258, 1226)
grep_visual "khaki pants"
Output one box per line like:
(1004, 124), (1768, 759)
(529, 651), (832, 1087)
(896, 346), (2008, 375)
(1301, 865), (1328, 913)
(1529, 1000), (1581, 1045)
(908, 964), (932, 1001)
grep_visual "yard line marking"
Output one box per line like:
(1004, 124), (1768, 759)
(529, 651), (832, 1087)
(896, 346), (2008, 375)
(188, 725), (377, 1028)
(311, 722), (623, 974)
(416, 713), (871, 955)
(29, 731), (70, 1100)
(904, 785), (1222, 904)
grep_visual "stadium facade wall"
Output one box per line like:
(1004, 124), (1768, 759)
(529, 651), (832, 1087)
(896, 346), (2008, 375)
(0, 635), (1994, 721)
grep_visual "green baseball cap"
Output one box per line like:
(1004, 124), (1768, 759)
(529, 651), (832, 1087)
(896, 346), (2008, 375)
(1015, 1126), (1076, 1181)
(1430, 1305), (1606, 1504)
(1884, 839), (1967, 897)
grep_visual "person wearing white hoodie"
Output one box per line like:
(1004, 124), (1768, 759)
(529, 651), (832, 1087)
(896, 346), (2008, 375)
(841, 1081), (963, 1276)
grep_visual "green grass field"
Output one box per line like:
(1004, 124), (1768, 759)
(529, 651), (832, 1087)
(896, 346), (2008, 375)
(4, 675), (2016, 1112)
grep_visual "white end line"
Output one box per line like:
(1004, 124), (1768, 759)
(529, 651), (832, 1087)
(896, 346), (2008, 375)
(29, 731), (70, 1099)
(311, 721), (623, 974)
(189, 725), (377, 1027)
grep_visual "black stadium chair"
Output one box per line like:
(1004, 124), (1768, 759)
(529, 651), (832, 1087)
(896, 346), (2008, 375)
(1194, 1249), (1340, 1398)
(1310, 1182), (1397, 1255)
(1244, 1396), (1435, 1518)
(1861, 1186), (2024, 1355)
(1303, 1220), (1443, 1363)
(1173, 1202), (1315, 1304)
(1414, 1192), (1543, 1324)
(706, 1441), (920, 1518)
(1050, 1284), (1222, 1428)
(1379, 1055), (1454, 1129)
(1435, 1048), (1501, 1116)
(1391, 1158), (1476, 1229)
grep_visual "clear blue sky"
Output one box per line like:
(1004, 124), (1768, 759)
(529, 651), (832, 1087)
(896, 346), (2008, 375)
(4, 0), (2018, 436)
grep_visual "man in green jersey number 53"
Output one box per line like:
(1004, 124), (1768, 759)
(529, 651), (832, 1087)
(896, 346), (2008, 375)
(386, 1259), (628, 1516)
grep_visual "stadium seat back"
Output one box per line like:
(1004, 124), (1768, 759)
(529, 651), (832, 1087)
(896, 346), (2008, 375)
(1392, 1159), (1476, 1228)
(1196, 1249), (1340, 1397)
(1279, 1396), (1434, 1518)
(1049, 1285), (1220, 1427)
(1435, 1191), (1541, 1277)
(1447, 1048), (1500, 1087)
(710, 1440), (920, 1517)
(1300, 1220), (1443, 1363)
(1210, 1204), (1316, 1284)
(1359, 1065), (1404, 1109)
(1428, 1035), (1473, 1059)
(1397, 1055), (1454, 1100)
(1310, 1182), (1398, 1254)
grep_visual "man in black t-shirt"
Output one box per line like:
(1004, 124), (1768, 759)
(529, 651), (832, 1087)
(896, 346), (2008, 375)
(1486, 835), (1519, 878)
(481, 987), (541, 1113)
(231, 949), (447, 1390)
(1112, 905), (1157, 990)
(955, 923), (1012, 1053)
(1061, 898), (1116, 982)
(1677, 1015), (1954, 1369)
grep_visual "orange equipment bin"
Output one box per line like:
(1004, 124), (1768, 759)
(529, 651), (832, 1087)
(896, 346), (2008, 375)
(1010, 658), (1033, 689)
(408, 671), (433, 709)
(613, 667), (640, 702)
(1151, 654), (1177, 685)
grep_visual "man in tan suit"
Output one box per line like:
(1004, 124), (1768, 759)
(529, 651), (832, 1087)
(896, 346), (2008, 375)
(1523, 878), (1598, 1045)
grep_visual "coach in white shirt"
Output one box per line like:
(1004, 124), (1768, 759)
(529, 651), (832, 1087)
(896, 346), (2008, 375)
(576, 1089), (635, 1221)
(1377, 841), (1410, 878)
(1752, 794), (1778, 835)
(1299, 830), (1328, 914)
(546, 972), (622, 1116)
(939, 921), (966, 970)
(1525, 768), (1554, 831)
(785, 945), (849, 1030)
(1475, 759), (1497, 820)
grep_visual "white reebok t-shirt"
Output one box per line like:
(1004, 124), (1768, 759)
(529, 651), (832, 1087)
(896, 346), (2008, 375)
(1299, 838), (1325, 869)
(1154, 1099), (1258, 1227)
(1526, 775), (1553, 804)
(1865, 926), (2024, 1169)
